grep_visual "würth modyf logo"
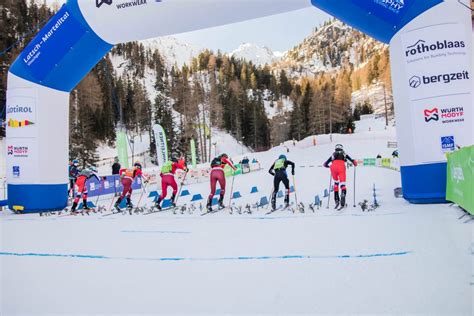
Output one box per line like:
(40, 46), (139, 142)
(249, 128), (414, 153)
(406, 39), (465, 57)
(424, 108), (439, 122)
(409, 76), (421, 88)
(96, 0), (113, 8)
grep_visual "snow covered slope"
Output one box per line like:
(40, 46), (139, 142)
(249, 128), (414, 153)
(1, 117), (471, 314)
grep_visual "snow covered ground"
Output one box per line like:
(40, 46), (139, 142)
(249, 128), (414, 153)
(1, 118), (471, 314)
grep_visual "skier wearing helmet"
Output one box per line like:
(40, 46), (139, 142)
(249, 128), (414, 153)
(268, 154), (295, 210)
(71, 165), (100, 213)
(323, 144), (357, 209)
(155, 156), (188, 209)
(207, 153), (237, 211)
(114, 161), (148, 211)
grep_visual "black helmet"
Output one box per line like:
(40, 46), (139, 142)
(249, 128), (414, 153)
(335, 144), (344, 151)
(220, 153), (228, 159)
(171, 156), (178, 163)
(134, 161), (142, 169)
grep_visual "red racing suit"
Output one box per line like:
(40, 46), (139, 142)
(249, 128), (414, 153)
(324, 150), (357, 192)
(158, 159), (187, 202)
(208, 156), (236, 202)
(119, 167), (144, 199)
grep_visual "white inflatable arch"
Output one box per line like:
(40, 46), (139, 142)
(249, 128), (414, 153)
(6, 0), (473, 211)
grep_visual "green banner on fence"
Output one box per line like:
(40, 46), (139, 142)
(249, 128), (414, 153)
(364, 158), (376, 166)
(117, 130), (129, 168)
(446, 146), (473, 214)
(190, 139), (197, 169)
(225, 163), (242, 177)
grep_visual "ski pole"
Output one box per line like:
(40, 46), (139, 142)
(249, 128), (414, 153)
(94, 178), (105, 208)
(228, 172), (236, 208)
(292, 174), (298, 205)
(108, 176), (119, 212)
(326, 174), (332, 209)
(135, 179), (149, 209)
(266, 188), (274, 210)
(174, 170), (189, 206)
(353, 165), (356, 207)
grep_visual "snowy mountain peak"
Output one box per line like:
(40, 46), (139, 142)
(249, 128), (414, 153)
(230, 43), (283, 66)
(141, 36), (204, 69)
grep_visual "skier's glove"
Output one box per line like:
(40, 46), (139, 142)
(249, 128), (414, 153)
(292, 170), (295, 176)
(353, 161), (358, 167)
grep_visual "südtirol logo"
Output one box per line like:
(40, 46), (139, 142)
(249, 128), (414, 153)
(7, 105), (33, 114)
(409, 71), (470, 88)
(406, 39), (466, 58)
(373, 0), (404, 14)
(424, 108), (439, 122)
(7, 119), (35, 128)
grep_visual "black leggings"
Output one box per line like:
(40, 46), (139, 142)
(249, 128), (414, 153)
(273, 172), (290, 194)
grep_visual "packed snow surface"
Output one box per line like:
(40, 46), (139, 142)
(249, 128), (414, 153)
(1, 121), (471, 314)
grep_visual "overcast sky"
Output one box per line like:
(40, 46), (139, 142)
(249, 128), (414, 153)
(44, 1), (330, 52)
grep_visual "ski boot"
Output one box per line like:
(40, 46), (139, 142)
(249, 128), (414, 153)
(114, 198), (123, 212)
(284, 194), (290, 209)
(82, 200), (90, 210)
(154, 199), (162, 210)
(334, 191), (340, 209)
(126, 196), (133, 209)
(340, 190), (346, 208)
(171, 194), (177, 208)
(70, 202), (78, 214)
(218, 195), (225, 210)
(206, 197), (213, 213)
(271, 194), (277, 211)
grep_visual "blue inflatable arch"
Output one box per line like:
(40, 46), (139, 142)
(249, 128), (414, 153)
(5, 0), (473, 211)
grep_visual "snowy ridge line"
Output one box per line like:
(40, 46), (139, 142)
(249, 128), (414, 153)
(0, 251), (412, 262)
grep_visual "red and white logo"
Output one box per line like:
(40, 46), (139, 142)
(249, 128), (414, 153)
(424, 106), (464, 124)
(424, 108), (439, 122)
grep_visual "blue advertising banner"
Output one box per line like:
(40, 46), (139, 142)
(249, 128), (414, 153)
(17, 6), (86, 82)
(84, 175), (143, 198)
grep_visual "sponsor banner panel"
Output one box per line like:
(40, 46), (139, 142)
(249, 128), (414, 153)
(5, 96), (37, 138)
(403, 23), (470, 100)
(401, 21), (472, 165)
(410, 93), (471, 163)
(6, 138), (39, 183)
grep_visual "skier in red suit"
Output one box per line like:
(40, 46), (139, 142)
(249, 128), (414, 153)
(207, 153), (237, 211)
(324, 144), (357, 208)
(155, 157), (188, 209)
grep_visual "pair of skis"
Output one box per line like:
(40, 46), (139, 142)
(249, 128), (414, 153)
(265, 203), (292, 215)
(201, 204), (227, 216)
